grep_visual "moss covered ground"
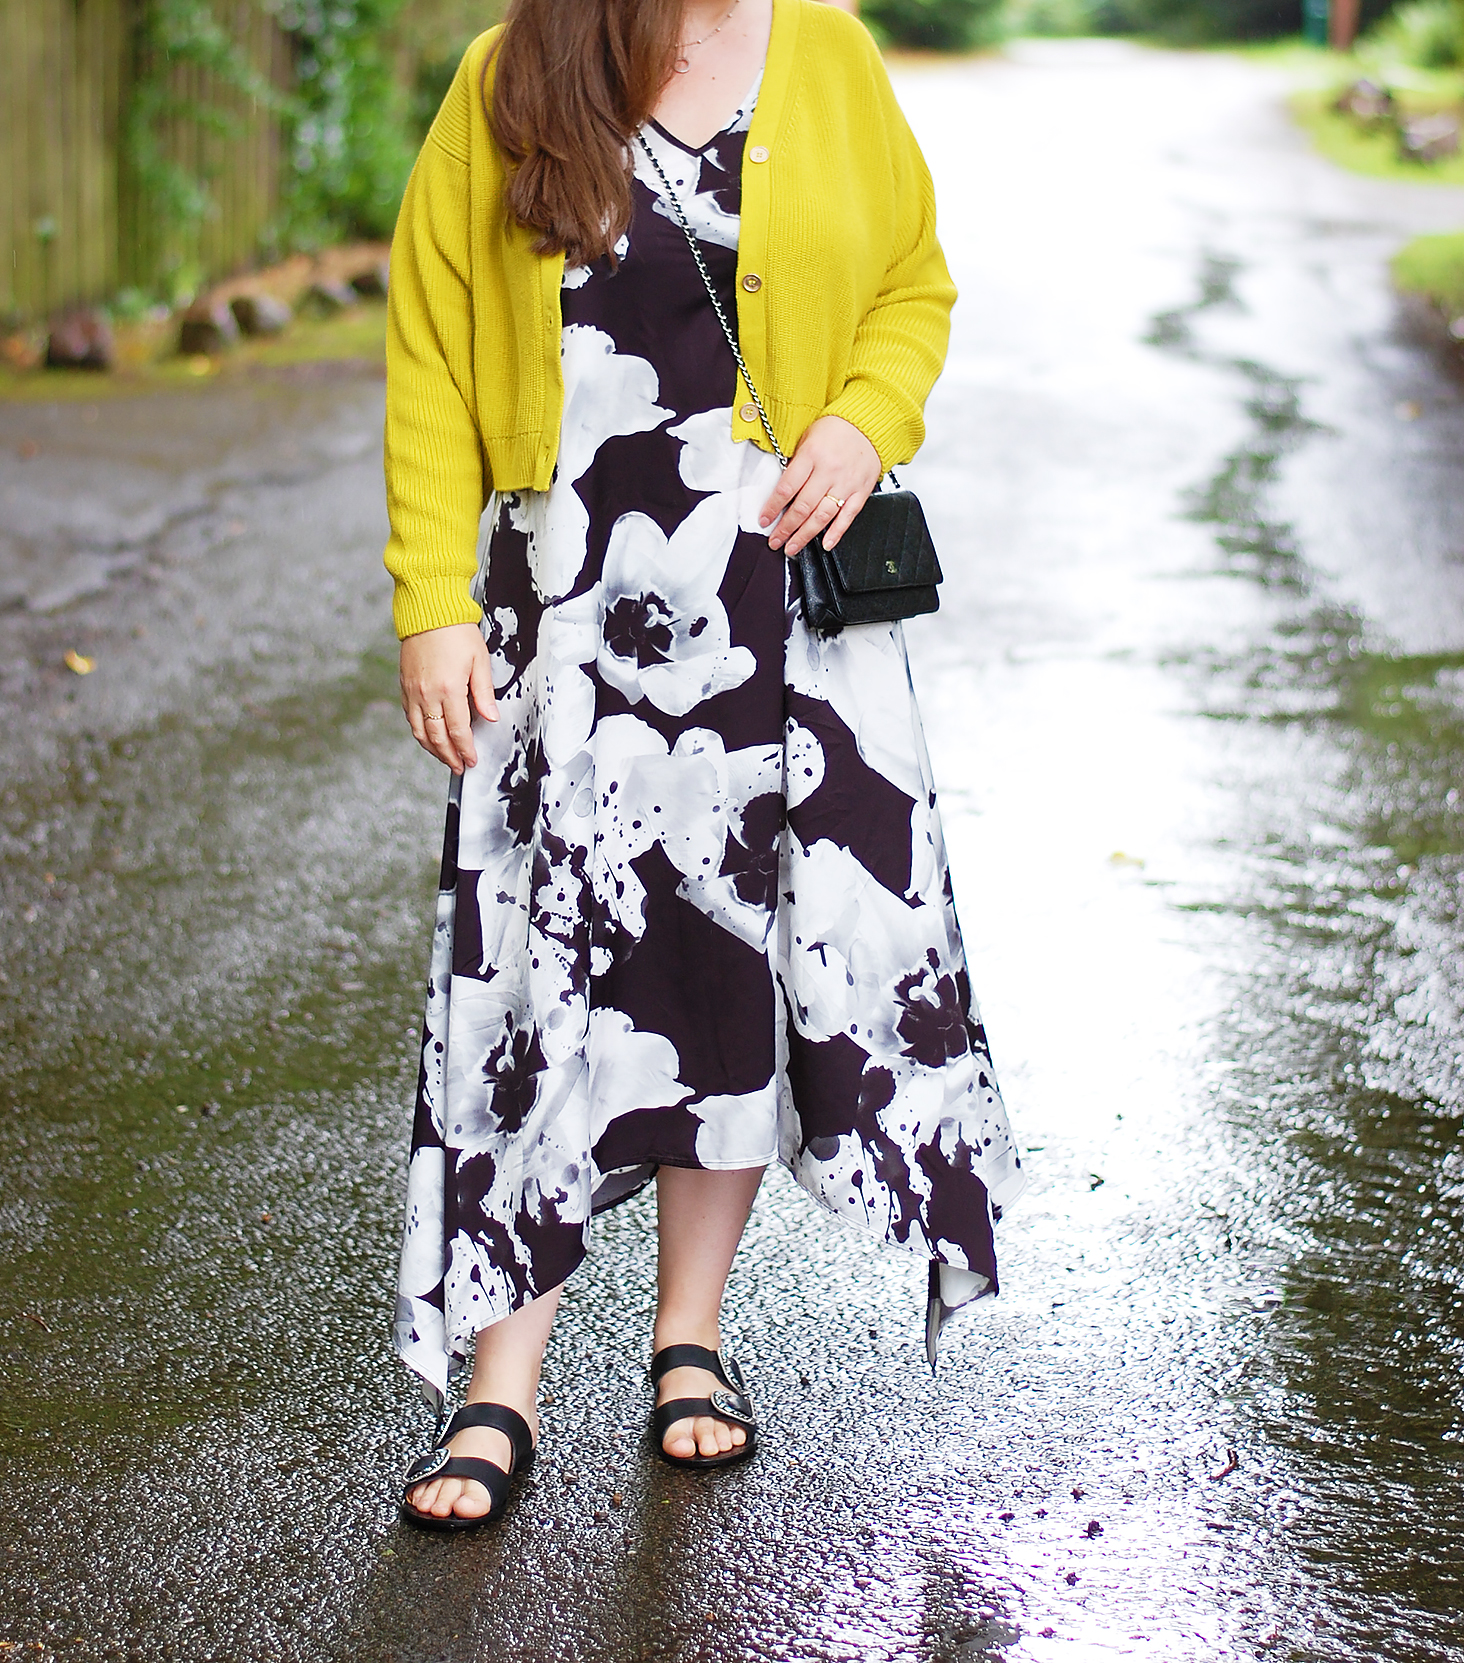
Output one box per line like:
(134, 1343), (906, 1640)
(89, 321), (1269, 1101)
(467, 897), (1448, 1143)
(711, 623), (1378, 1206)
(1392, 228), (1464, 317)
(0, 303), (387, 403)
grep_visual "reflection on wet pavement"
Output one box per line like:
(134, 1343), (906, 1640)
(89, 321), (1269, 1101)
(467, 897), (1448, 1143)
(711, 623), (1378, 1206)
(3, 38), (1464, 1663)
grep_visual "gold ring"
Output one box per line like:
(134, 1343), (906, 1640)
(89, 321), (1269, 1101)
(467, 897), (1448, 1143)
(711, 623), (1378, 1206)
(824, 493), (846, 509)
(424, 711), (446, 723)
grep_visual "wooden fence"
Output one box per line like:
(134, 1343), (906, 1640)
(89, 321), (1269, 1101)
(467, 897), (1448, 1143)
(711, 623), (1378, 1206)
(1, 0), (291, 325)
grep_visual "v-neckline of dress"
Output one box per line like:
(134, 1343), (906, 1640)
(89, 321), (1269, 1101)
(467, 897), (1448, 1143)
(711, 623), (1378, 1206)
(647, 68), (764, 157)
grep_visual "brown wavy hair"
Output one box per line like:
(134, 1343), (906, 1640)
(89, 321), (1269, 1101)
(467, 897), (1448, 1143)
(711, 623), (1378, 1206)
(487, 0), (683, 269)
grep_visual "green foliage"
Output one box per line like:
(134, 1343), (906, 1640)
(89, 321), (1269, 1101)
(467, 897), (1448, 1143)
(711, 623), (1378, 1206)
(123, 0), (423, 295)
(1368, 0), (1462, 67)
(863, 0), (1008, 51)
(274, 0), (419, 243)
(1392, 229), (1464, 312)
(1005, 0), (1117, 34)
(389, 0), (508, 138)
(125, 0), (282, 297)
(1107, 0), (1300, 41)
(1101, 0), (1395, 43)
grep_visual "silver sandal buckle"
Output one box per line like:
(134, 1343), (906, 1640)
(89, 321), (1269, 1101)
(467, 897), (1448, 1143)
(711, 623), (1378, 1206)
(710, 1387), (755, 1426)
(409, 1445), (451, 1482)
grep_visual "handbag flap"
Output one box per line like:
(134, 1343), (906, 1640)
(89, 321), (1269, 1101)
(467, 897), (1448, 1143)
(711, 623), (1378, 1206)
(822, 490), (943, 593)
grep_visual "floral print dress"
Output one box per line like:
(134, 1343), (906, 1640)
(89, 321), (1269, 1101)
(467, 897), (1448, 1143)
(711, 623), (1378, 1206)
(394, 80), (1025, 1401)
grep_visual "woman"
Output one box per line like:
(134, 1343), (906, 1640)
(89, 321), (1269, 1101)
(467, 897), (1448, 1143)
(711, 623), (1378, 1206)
(386, 0), (1024, 1529)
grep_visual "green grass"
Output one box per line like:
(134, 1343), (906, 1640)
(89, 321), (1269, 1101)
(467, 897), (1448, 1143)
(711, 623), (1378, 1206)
(1290, 86), (1464, 185)
(0, 303), (386, 404)
(1392, 229), (1464, 315)
(1224, 37), (1464, 186)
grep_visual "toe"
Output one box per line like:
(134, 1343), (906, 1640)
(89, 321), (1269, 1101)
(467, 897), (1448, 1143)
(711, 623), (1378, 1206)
(452, 1479), (491, 1519)
(664, 1418), (698, 1458)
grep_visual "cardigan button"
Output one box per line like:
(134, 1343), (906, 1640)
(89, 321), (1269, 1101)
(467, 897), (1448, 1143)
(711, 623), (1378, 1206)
(740, 273), (763, 293)
(749, 145), (769, 163)
(739, 402), (758, 423)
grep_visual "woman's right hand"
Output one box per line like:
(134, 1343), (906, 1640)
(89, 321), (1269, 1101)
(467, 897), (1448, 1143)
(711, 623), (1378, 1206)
(399, 621), (498, 775)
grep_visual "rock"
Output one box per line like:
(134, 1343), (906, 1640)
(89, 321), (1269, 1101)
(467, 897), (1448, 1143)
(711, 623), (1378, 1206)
(1399, 114), (1460, 163)
(349, 261), (389, 299)
(46, 307), (115, 370)
(299, 279), (358, 319)
(230, 293), (292, 336)
(1334, 79), (1396, 126)
(1, 329), (45, 372)
(178, 298), (240, 356)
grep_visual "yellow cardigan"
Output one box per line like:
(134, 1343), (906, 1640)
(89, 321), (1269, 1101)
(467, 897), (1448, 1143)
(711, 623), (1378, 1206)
(383, 0), (956, 639)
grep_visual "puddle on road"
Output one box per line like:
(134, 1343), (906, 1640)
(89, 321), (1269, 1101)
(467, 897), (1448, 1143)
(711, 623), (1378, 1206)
(1153, 258), (1464, 1658)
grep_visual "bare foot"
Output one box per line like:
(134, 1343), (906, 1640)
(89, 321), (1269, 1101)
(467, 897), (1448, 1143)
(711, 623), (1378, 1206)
(405, 1405), (538, 1521)
(655, 1348), (749, 1461)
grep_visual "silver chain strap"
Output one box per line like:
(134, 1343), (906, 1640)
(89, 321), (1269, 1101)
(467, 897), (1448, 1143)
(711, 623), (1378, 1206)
(634, 132), (789, 468)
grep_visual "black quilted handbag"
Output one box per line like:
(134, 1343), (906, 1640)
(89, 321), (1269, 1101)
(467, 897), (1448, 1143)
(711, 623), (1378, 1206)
(796, 483), (942, 637)
(638, 134), (944, 640)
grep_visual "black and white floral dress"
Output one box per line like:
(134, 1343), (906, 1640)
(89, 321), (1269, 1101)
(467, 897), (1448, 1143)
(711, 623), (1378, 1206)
(394, 80), (1024, 1400)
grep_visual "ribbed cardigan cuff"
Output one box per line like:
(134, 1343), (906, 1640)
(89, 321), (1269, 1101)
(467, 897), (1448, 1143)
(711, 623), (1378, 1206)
(391, 575), (484, 641)
(823, 382), (921, 473)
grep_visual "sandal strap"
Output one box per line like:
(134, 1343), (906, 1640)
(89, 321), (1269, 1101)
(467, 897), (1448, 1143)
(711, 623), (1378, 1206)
(652, 1389), (757, 1438)
(402, 1452), (509, 1511)
(650, 1344), (747, 1394)
(440, 1402), (535, 1473)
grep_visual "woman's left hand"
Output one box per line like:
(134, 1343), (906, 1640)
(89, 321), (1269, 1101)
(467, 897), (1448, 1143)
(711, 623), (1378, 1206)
(759, 414), (881, 558)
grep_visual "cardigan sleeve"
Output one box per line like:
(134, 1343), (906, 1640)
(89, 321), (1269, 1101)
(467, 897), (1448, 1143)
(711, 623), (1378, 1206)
(382, 97), (489, 640)
(820, 51), (957, 470)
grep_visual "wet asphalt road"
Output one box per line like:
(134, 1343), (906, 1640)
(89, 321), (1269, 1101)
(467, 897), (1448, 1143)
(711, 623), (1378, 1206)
(4, 39), (1464, 1663)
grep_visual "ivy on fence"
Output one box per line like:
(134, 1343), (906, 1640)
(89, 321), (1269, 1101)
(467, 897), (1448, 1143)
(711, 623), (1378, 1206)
(273, 0), (417, 245)
(125, 0), (282, 295)
(123, 0), (417, 301)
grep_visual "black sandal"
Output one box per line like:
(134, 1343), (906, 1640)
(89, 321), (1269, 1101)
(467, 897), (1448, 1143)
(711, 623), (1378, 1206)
(400, 1402), (536, 1531)
(649, 1344), (758, 1470)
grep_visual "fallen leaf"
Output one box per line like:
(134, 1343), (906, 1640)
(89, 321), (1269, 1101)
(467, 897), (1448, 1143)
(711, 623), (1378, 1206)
(63, 650), (95, 675)
(1209, 1449), (1239, 1481)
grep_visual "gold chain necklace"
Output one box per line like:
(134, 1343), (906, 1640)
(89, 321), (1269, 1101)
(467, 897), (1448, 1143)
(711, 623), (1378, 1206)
(673, 0), (741, 73)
